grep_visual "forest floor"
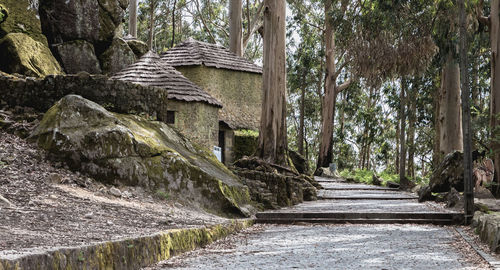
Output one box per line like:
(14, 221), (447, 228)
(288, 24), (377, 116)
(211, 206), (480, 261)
(0, 131), (228, 260)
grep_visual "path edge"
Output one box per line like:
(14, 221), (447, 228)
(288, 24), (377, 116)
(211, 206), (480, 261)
(0, 219), (254, 270)
(455, 228), (500, 269)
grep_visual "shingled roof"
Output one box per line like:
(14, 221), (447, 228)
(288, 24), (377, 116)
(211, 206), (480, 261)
(160, 38), (262, 74)
(111, 51), (222, 107)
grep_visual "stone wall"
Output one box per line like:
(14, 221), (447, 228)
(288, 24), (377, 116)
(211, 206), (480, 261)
(233, 129), (259, 161)
(472, 211), (500, 252)
(0, 72), (168, 121)
(167, 99), (219, 150)
(176, 66), (262, 130)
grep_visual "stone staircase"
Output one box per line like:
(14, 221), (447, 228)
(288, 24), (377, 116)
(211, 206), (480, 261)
(256, 177), (464, 225)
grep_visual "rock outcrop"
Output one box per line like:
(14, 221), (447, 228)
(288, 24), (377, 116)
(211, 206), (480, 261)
(38, 0), (134, 75)
(99, 38), (136, 75)
(30, 95), (255, 217)
(289, 150), (308, 175)
(124, 36), (149, 58)
(52, 40), (102, 74)
(0, 33), (63, 77)
(429, 151), (464, 192)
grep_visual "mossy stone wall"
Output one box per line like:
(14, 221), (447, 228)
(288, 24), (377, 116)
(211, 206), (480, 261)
(176, 66), (262, 130)
(0, 72), (168, 120)
(167, 99), (219, 150)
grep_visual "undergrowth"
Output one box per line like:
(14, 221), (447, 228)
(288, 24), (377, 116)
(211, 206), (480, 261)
(339, 169), (427, 186)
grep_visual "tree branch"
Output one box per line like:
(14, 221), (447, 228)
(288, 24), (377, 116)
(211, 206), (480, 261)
(243, 1), (264, 51)
(336, 79), (352, 94)
(193, 0), (217, 43)
(477, 0), (491, 27)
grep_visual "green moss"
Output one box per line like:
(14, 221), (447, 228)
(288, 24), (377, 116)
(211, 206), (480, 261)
(0, 33), (63, 77)
(0, 0), (48, 46)
(0, 4), (8, 24)
(234, 129), (259, 160)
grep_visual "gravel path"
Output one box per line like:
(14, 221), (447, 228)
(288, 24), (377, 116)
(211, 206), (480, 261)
(147, 224), (489, 269)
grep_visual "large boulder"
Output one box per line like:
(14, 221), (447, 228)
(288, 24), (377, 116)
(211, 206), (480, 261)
(31, 95), (255, 217)
(0, 33), (63, 77)
(0, 0), (48, 46)
(429, 151), (464, 192)
(53, 40), (102, 74)
(124, 36), (149, 58)
(99, 38), (135, 75)
(39, 0), (100, 45)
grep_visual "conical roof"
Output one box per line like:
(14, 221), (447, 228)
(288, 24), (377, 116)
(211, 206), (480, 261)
(161, 38), (262, 74)
(111, 51), (222, 107)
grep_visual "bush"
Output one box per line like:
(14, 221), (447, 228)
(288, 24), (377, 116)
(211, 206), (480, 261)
(340, 169), (400, 186)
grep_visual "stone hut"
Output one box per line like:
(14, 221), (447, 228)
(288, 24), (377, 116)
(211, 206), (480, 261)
(161, 38), (263, 164)
(111, 51), (222, 150)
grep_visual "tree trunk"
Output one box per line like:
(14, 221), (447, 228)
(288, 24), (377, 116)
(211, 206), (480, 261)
(229, 0), (243, 56)
(148, 1), (156, 50)
(407, 86), (417, 179)
(298, 75), (306, 155)
(439, 52), (463, 156)
(399, 78), (409, 189)
(396, 119), (400, 173)
(129, 0), (137, 38)
(490, 0), (500, 184)
(256, 0), (287, 166)
(316, 1), (337, 171)
(171, 0), (177, 48)
(433, 76), (442, 168)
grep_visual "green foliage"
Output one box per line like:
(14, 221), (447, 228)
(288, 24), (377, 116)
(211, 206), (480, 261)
(155, 189), (170, 200)
(339, 169), (400, 186)
(234, 129), (259, 160)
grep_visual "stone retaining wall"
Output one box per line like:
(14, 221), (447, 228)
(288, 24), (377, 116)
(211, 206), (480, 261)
(233, 168), (317, 209)
(472, 211), (500, 253)
(0, 220), (253, 270)
(0, 72), (168, 121)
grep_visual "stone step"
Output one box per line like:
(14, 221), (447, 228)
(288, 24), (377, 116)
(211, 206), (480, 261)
(318, 196), (418, 200)
(255, 218), (459, 225)
(322, 187), (399, 191)
(256, 212), (464, 225)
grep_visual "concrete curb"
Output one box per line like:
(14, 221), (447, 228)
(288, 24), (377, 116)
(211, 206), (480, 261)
(0, 219), (254, 270)
(456, 228), (500, 270)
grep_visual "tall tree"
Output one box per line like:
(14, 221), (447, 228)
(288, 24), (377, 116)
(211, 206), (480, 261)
(256, 0), (287, 165)
(399, 78), (408, 188)
(478, 0), (500, 182)
(316, 0), (351, 172)
(229, 0), (243, 56)
(438, 51), (463, 155)
(129, 0), (138, 38)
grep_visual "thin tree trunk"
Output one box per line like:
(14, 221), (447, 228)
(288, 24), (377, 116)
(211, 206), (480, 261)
(229, 0), (243, 56)
(316, 0), (337, 171)
(148, 1), (156, 50)
(256, 0), (287, 165)
(407, 85), (417, 179)
(433, 77), (442, 167)
(400, 78), (409, 189)
(171, 0), (177, 48)
(298, 74), (306, 155)
(129, 0), (138, 37)
(396, 119), (400, 173)
(439, 52), (463, 156)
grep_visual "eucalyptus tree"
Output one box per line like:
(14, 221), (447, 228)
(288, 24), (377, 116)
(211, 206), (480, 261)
(129, 0), (138, 37)
(256, 0), (288, 165)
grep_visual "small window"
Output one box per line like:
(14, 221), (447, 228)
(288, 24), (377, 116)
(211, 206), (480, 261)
(166, 111), (175, 124)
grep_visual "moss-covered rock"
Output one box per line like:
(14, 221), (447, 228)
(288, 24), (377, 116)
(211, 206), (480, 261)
(429, 150), (464, 192)
(0, 4), (7, 24)
(53, 40), (102, 74)
(99, 37), (136, 75)
(125, 37), (149, 58)
(0, 33), (63, 77)
(31, 95), (255, 217)
(0, 0), (48, 46)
